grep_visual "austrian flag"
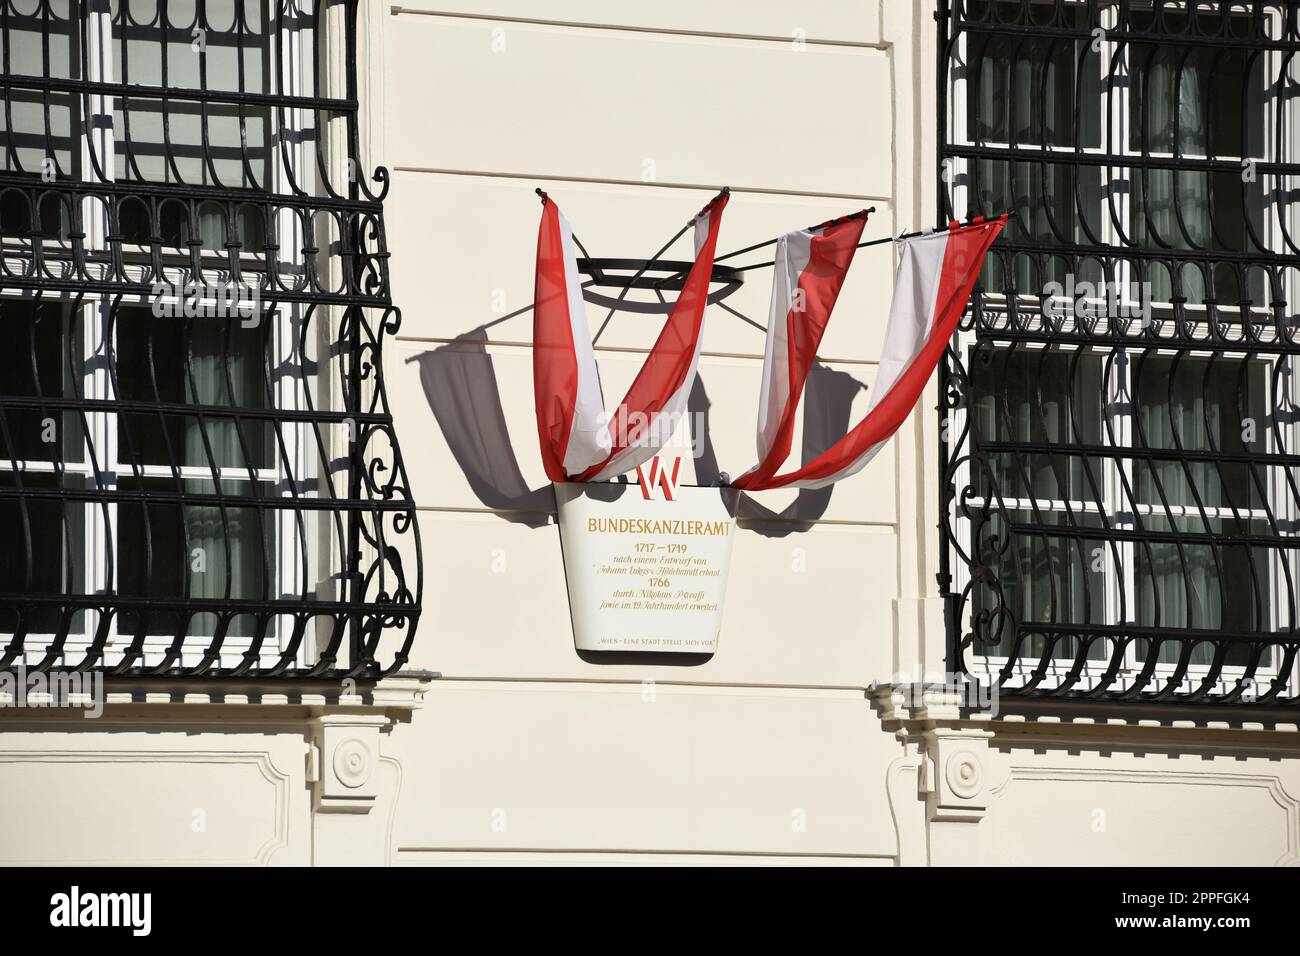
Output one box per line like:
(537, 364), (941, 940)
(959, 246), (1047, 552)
(531, 190), (1002, 493)
(733, 216), (1005, 491)
(532, 191), (728, 483)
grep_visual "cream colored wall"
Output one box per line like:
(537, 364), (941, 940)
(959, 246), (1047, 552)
(980, 723), (1300, 867)
(374, 1), (1300, 868)
(375, 1), (929, 863)
(3, 1), (1298, 868)
(0, 717), (313, 866)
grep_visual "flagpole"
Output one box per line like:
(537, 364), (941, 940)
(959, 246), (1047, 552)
(723, 209), (1017, 274)
(533, 188), (1012, 293)
(585, 186), (730, 344)
(649, 206), (876, 290)
(710, 206), (877, 266)
(535, 185), (726, 260)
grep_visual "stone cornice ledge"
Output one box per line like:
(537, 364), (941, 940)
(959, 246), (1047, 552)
(869, 681), (1300, 750)
(0, 670), (439, 722)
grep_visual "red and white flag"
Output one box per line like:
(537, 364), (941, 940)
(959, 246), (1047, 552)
(533, 193), (728, 483)
(533, 199), (611, 480)
(733, 214), (868, 490)
(734, 216), (1005, 491)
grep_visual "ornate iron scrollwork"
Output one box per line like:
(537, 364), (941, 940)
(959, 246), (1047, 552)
(0, 0), (420, 678)
(938, 0), (1300, 705)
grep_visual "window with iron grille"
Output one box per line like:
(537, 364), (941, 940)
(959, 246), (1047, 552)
(938, 0), (1300, 704)
(0, 0), (421, 679)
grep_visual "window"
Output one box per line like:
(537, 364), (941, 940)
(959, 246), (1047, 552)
(0, 0), (420, 678)
(112, 308), (275, 639)
(940, 0), (1300, 704)
(112, 0), (273, 248)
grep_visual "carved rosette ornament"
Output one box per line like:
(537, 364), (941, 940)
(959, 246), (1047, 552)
(945, 749), (983, 800)
(333, 738), (373, 790)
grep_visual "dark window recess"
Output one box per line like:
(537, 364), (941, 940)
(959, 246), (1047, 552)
(113, 309), (273, 473)
(0, 0), (421, 679)
(939, 1), (1300, 705)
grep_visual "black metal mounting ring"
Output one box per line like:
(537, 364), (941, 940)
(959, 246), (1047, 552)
(576, 257), (744, 291)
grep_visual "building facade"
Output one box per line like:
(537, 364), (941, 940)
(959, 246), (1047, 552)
(1, 0), (1299, 866)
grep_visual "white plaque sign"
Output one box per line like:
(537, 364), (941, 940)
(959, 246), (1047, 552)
(555, 473), (738, 654)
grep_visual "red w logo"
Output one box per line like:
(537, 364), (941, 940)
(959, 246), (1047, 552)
(636, 457), (682, 501)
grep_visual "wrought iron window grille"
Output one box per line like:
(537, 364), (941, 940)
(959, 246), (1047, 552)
(938, 0), (1300, 705)
(0, 0), (420, 679)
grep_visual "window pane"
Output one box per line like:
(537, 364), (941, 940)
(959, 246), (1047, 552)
(111, 0), (272, 249)
(0, 0), (80, 178)
(970, 347), (1105, 503)
(1130, 171), (1267, 304)
(1128, 12), (1268, 303)
(115, 477), (273, 637)
(0, 0), (79, 238)
(1135, 517), (1270, 666)
(113, 308), (273, 473)
(971, 160), (1105, 293)
(0, 300), (85, 465)
(967, 3), (1101, 150)
(1129, 17), (1265, 159)
(971, 508), (1109, 660)
(0, 472), (84, 635)
(1134, 356), (1271, 658)
(1133, 355), (1267, 514)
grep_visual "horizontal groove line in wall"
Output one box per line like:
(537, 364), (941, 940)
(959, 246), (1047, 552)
(386, 8), (888, 50)
(389, 166), (891, 204)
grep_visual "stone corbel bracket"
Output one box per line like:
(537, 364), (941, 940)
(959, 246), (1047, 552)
(306, 674), (432, 815)
(870, 682), (997, 864)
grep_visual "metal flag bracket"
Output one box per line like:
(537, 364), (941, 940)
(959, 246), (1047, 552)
(536, 186), (740, 291)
